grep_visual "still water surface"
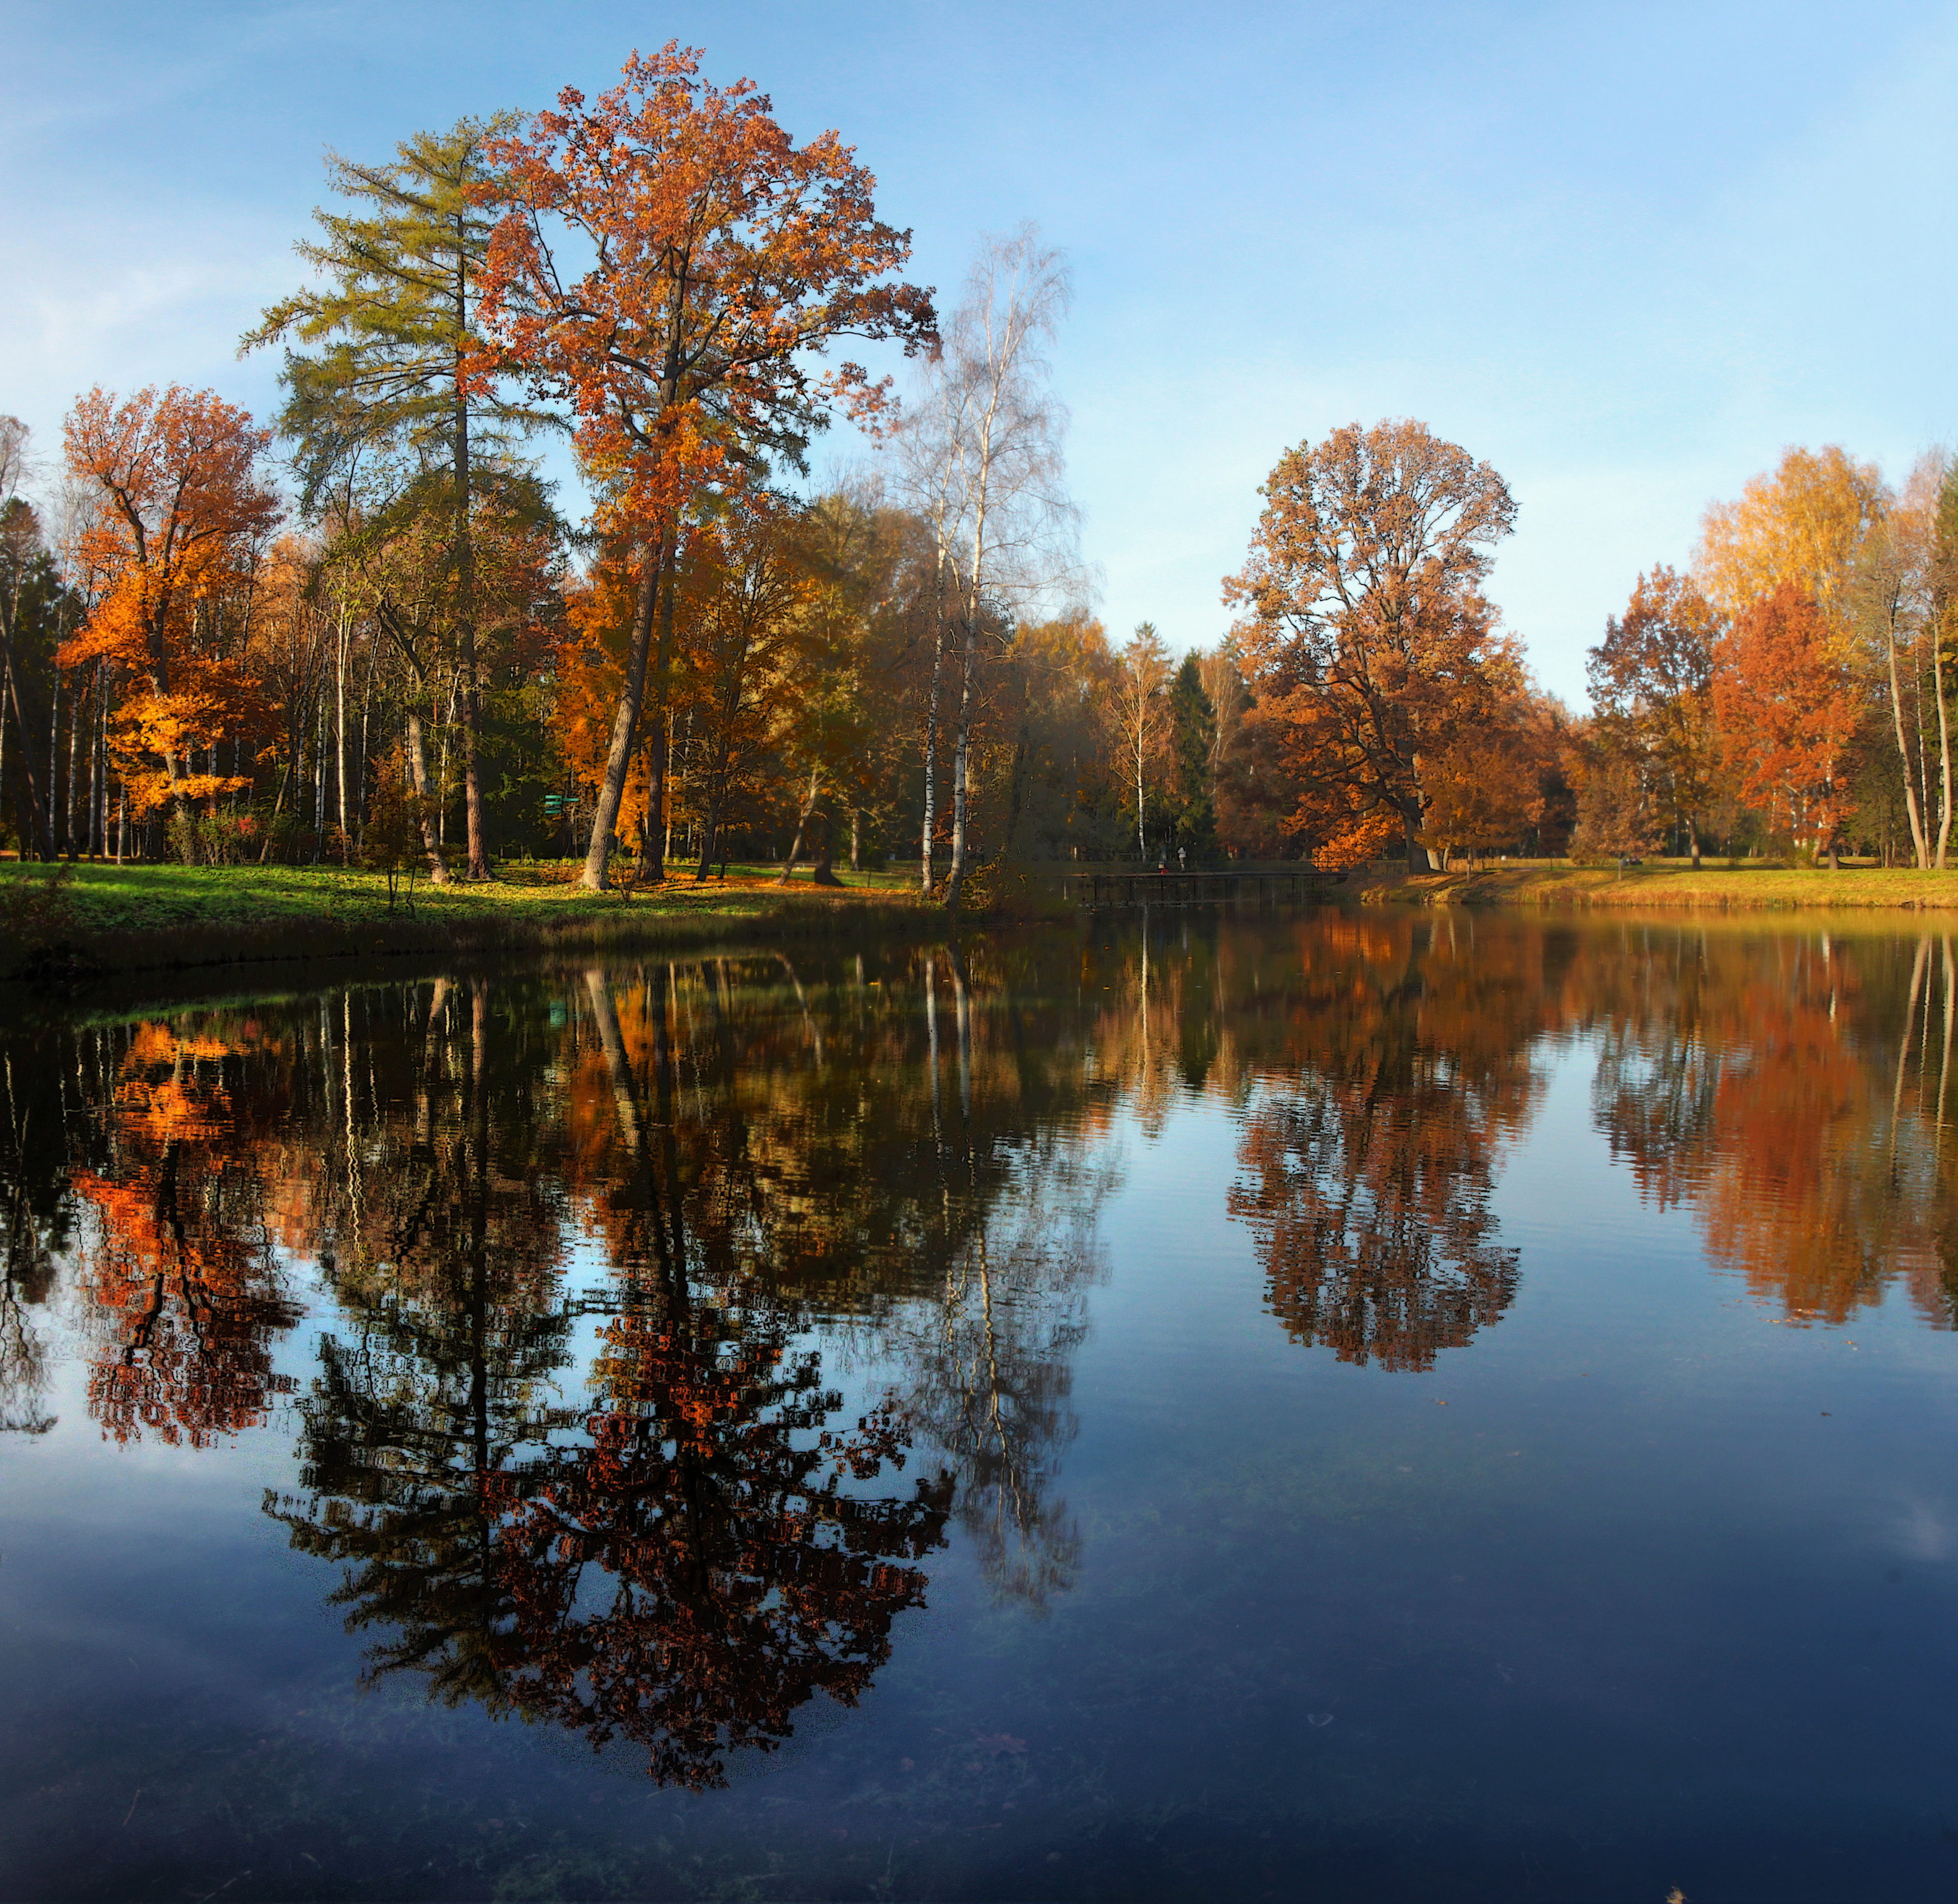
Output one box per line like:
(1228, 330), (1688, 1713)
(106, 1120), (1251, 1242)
(2, 911), (1957, 1901)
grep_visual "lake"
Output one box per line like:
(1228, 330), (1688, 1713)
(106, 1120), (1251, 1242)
(2, 909), (1956, 1902)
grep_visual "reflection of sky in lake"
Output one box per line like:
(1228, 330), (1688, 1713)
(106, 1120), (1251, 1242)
(4, 915), (1958, 1901)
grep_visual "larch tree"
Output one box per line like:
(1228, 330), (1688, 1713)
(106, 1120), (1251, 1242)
(244, 116), (553, 880)
(1223, 419), (1518, 872)
(478, 44), (936, 889)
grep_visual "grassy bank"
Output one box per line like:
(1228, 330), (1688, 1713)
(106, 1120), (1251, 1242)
(0, 860), (944, 983)
(1349, 860), (1958, 911)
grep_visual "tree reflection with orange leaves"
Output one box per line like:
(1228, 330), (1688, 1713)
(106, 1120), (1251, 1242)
(1579, 927), (1958, 1328)
(70, 1021), (299, 1445)
(1227, 915), (1551, 1369)
(482, 970), (952, 1787)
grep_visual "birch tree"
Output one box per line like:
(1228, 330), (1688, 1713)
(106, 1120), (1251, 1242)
(922, 228), (1079, 915)
(1112, 621), (1171, 861)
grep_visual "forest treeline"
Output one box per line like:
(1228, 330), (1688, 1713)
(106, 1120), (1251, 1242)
(2, 48), (1954, 894)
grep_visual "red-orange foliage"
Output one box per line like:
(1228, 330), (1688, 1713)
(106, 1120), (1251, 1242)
(62, 387), (283, 817)
(479, 45), (936, 885)
(1712, 582), (1860, 854)
(1224, 420), (1519, 871)
(71, 1023), (298, 1446)
(492, 1298), (948, 1787)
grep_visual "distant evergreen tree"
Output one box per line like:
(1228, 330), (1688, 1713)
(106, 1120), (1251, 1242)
(1167, 654), (1218, 859)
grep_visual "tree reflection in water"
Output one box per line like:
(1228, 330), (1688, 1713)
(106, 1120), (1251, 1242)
(1226, 916), (1548, 1369)
(263, 953), (1104, 1783)
(7, 915), (1958, 1782)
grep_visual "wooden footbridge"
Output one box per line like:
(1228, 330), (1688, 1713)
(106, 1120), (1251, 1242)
(1063, 865), (1345, 908)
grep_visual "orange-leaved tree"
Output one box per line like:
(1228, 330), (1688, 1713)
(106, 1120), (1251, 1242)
(478, 44), (936, 889)
(62, 387), (283, 837)
(1713, 582), (1861, 863)
(1223, 419), (1518, 872)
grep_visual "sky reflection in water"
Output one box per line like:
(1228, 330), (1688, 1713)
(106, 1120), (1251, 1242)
(2, 910), (1956, 1901)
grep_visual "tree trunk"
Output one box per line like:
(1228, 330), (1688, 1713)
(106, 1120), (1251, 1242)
(639, 554), (682, 885)
(811, 812), (842, 886)
(403, 706), (450, 885)
(1937, 614), (1954, 870)
(1688, 813), (1702, 870)
(335, 600), (350, 861)
(581, 533), (671, 892)
(65, 665), (81, 859)
(1403, 806), (1432, 874)
(695, 799), (721, 882)
(455, 383), (488, 879)
(142, 591), (192, 838)
(88, 664), (102, 859)
(1885, 612), (1931, 867)
(920, 545), (945, 896)
(776, 766), (821, 884)
(944, 606), (978, 916)
(47, 670), (60, 858)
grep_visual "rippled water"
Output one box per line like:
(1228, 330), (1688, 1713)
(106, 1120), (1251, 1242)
(3, 910), (1957, 1901)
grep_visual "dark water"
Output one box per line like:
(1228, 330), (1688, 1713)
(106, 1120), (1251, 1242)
(3, 910), (1957, 1902)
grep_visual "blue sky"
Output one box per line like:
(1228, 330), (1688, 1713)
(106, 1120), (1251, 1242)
(6, 0), (1956, 701)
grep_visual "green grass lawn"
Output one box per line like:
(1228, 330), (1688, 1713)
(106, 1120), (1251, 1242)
(1354, 859), (1958, 910)
(0, 857), (934, 981)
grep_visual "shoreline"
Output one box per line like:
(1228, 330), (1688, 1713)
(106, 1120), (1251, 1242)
(0, 861), (954, 992)
(12, 859), (1958, 1002)
(1345, 863), (1958, 911)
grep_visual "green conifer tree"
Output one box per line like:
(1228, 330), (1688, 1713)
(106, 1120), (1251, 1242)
(244, 119), (553, 879)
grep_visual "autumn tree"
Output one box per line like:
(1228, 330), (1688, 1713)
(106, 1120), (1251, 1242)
(1198, 641), (1292, 859)
(1696, 445), (1885, 635)
(1224, 418), (1519, 871)
(479, 45), (936, 890)
(61, 388), (283, 843)
(246, 117), (555, 879)
(1569, 746), (1659, 866)
(986, 611), (1124, 867)
(1422, 718), (1545, 867)
(1587, 566), (1724, 865)
(773, 488), (893, 885)
(1713, 583), (1861, 864)
(673, 494), (811, 877)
